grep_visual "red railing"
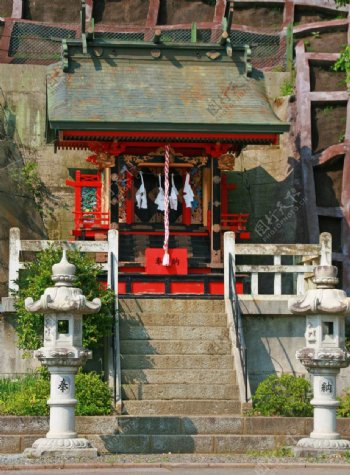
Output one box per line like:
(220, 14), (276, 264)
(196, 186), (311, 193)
(221, 213), (250, 239)
(73, 211), (109, 230)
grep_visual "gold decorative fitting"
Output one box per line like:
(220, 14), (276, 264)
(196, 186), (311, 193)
(218, 152), (236, 171)
(212, 224), (221, 233)
(124, 147), (208, 169)
(90, 152), (115, 169)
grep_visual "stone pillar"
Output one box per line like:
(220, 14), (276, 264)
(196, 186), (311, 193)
(289, 240), (350, 455)
(23, 251), (101, 458)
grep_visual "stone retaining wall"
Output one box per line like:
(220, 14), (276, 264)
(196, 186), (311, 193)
(1, 416), (350, 454)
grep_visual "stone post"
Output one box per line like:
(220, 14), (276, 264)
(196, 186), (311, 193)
(23, 251), (101, 458)
(289, 235), (350, 455)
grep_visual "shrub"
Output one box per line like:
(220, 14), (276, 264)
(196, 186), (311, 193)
(0, 371), (112, 416)
(337, 388), (350, 417)
(252, 374), (313, 417)
(0, 375), (49, 416)
(13, 247), (114, 351)
(76, 372), (112, 416)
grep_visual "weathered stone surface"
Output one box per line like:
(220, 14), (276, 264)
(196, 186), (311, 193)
(121, 383), (238, 400)
(213, 435), (276, 453)
(98, 435), (151, 454)
(244, 417), (308, 436)
(0, 416), (48, 435)
(0, 435), (21, 453)
(182, 417), (244, 435)
(120, 325), (228, 341)
(120, 312), (228, 327)
(151, 435), (213, 454)
(121, 355), (233, 370)
(117, 417), (182, 435)
(120, 340), (231, 355)
(122, 400), (242, 416)
(119, 299), (225, 315)
(121, 369), (235, 385)
(76, 417), (117, 435)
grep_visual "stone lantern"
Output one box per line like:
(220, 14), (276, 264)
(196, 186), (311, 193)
(289, 239), (350, 455)
(23, 251), (101, 458)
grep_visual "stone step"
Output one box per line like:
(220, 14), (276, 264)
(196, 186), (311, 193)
(95, 434), (290, 454)
(120, 339), (232, 355)
(122, 400), (242, 416)
(120, 325), (229, 341)
(119, 313), (227, 327)
(115, 416), (244, 435)
(121, 369), (236, 385)
(120, 354), (233, 370)
(121, 384), (239, 400)
(119, 299), (225, 315)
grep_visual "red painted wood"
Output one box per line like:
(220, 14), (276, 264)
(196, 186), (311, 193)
(239, 232), (251, 240)
(221, 174), (237, 218)
(236, 282), (244, 294)
(182, 172), (191, 225)
(132, 282), (165, 294)
(145, 248), (188, 275)
(63, 130), (277, 140)
(119, 231), (208, 236)
(118, 282), (127, 293)
(125, 172), (134, 224)
(119, 266), (145, 273)
(208, 282), (224, 295)
(170, 282), (205, 294)
(188, 268), (212, 274)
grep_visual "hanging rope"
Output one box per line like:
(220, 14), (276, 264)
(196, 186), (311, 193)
(162, 144), (170, 266)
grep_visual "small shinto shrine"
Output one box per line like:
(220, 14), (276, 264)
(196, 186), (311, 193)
(47, 8), (288, 296)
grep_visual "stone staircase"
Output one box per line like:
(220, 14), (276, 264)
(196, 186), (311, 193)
(119, 298), (240, 416)
(114, 298), (246, 453)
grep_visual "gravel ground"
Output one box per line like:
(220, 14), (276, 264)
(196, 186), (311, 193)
(0, 452), (350, 467)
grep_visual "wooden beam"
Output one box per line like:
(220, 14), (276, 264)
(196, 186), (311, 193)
(138, 162), (193, 168)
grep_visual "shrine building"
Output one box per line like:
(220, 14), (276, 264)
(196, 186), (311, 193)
(47, 8), (288, 297)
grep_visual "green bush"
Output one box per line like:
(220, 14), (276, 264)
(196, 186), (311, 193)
(0, 375), (50, 416)
(252, 374), (313, 417)
(76, 372), (112, 416)
(0, 371), (112, 416)
(337, 388), (350, 417)
(13, 247), (114, 351)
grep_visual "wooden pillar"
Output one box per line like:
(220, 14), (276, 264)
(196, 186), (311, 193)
(125, 172), (134, 225)
(102, 167), (111, 217)
(211, 158), (221, 263)
(202, 166), (211, 227)
(295, 41), (319, 243)
(182, 171), (191, 226)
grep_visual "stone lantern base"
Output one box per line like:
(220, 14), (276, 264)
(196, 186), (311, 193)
(24, 438), (98, 458)
(294, 438), (350, 457)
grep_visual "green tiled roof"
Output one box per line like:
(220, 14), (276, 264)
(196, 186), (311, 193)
(47, 53), (288, 134)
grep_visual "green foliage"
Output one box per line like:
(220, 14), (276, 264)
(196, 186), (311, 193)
(13, 247), (114, 351)
(0, 371), (112, 416)
(247, 447), (293, 458)
(337, 387), (350, 417)
(280, 70), (296, 96)
(334, 44), (350, 90)
(9, 157), (60, 219)
(252, 374), (313, 417)
(0, 375), (49, 416)
(76, 372), (112, 416)
(280, 78), (294, 96)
